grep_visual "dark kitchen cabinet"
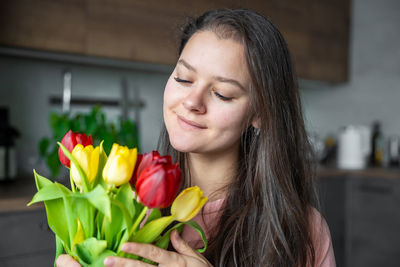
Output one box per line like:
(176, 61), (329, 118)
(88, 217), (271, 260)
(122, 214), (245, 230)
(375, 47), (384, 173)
(0, 0), (351, 82)
(346, 177), (400, 267)
(318, 176), (346, 267)
(318, 170), (400, 267)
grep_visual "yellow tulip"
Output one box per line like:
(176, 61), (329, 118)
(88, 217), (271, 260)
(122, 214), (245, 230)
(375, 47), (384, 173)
(102, 143), (137, 186)
(71, 144), (100, 189)
(171, 186), (208, 222)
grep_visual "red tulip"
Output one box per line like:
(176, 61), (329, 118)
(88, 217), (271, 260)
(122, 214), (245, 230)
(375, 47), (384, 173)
(135, 151), (181, 208)
(58, 130), (93, 167)
(129, 153), (143, 188)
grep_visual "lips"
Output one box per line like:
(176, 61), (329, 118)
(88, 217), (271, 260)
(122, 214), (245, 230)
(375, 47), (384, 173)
(177, 115), (207, 130)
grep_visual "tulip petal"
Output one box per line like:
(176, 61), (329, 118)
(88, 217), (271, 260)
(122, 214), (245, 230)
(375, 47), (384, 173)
(59, 142), (90, 192)
(72, 219), (85, 249)
(171, 186), (207, 222)
(88, 146), (100, 183)
(103, 144), (137, 187)
(137, 151), (159, 177)
(58, 130), (93, 168)
(136, 165), (167, 208)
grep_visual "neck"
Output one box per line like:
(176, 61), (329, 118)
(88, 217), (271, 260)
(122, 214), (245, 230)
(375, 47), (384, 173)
(187, 144), (239, 201)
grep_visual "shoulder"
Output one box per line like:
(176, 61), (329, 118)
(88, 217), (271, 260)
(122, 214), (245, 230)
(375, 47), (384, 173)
(309, 207), (336, 267)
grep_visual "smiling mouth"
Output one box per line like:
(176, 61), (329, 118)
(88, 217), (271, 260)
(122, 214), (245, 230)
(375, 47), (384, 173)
(177, 115), (207, 130)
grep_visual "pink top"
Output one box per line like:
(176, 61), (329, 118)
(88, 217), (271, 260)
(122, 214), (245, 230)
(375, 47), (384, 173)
(181, 199), (336, 267)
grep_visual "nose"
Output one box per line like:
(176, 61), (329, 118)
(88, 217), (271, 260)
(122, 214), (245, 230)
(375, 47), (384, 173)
(182, 86), (206, 114)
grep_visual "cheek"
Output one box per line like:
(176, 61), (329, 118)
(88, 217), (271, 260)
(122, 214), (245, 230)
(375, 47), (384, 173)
(163, 81), (178, 118)
(210, 105), (249, 134)
(163, 78), (184, 110)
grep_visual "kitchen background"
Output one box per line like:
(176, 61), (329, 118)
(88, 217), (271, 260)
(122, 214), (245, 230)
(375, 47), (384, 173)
(0, 0), (399, 266)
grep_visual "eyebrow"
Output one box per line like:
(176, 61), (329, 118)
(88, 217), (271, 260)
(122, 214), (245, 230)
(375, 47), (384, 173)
(177, 59), (247, 91)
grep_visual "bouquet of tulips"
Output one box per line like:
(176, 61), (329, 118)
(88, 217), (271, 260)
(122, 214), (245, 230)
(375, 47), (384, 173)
(28, 130), (208, 266)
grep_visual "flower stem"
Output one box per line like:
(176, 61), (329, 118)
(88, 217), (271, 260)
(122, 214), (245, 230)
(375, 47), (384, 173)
(70, 173), (76, 193)
(129, 206), (148, 239)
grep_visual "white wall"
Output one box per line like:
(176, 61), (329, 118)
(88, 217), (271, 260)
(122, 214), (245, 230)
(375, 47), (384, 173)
(0, 56), (170, 177)
(300, 0), (400, 140)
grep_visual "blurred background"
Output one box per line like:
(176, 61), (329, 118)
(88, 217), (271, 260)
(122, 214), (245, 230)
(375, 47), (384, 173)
(0, 0), (399, 266)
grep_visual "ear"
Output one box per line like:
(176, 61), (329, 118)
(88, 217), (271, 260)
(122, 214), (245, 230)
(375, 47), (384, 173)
(251, 117), (261, 129)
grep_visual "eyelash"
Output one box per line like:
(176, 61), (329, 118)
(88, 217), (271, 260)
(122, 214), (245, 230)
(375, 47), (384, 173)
(173, 76), (233, 102)
(174, 77), (191, 84)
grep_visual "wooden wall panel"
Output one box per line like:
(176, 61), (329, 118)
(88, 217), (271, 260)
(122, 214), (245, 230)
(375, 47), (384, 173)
(0, 0), (86, 53)
(0, 0), (350, 82)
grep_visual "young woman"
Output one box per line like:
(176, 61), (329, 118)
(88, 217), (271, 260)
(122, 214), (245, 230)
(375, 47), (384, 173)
(57, 8), (335, 267)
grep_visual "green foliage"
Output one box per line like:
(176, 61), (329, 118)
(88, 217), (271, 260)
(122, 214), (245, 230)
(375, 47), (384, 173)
(38, 106), (139, 179)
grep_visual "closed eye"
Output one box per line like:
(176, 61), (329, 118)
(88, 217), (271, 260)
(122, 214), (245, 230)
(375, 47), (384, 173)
(174, 77), (192, 84)
(214, 92), (233, 101)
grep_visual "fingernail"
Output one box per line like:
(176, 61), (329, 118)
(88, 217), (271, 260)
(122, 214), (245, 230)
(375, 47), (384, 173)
(104, 257), (114, 266)
(172, 229), (180, 239)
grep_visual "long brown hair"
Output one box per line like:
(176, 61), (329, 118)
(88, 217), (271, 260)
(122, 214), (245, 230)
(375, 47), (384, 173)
(159, 8), (318, 266)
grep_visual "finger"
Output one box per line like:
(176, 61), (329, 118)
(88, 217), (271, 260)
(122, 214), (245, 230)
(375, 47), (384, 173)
(170, 229), (200, 259)
(104, 256), (154, 267)
(121, 242), (180, 265)
(56, 254), (81, 267)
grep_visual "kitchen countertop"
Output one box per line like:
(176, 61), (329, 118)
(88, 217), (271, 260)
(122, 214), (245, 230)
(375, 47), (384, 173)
(317, 166), (400, 179)
(0, 176), (45, 213)
(1, 167), (400, 213)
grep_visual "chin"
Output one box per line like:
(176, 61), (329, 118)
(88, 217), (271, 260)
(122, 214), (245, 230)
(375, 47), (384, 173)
(169, 136), (198, 153)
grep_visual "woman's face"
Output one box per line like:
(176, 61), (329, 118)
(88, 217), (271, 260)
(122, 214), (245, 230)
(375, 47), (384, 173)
(163, 31), (252, 155)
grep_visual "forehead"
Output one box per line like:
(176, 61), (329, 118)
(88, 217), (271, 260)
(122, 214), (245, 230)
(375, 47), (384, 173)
(178, 31), (251, 86)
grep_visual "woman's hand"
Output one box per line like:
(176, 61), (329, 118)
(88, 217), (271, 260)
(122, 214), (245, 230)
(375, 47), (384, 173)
(56, 254), (81, 267)
(55, 230), (210, 267)
(104, 230), (212, 267)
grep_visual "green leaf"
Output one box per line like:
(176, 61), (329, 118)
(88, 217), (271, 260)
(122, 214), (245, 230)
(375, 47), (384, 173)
(104, 200), (124, 250)
(112, 229), (127, 252)
(115, 184), (135, 219)
(92, 141), (108, 189)
(84, 185), (111, 219)
(154, 232), (170, 250)
(132, 216), (174, 244)
(154, 223), (184, 250)
(70, 196), (93, 238)
(43, 198), (70, 249)
(54, 235), (65, 267)
(28, 182), (71, 205)
(141, 258), (158, 265)
(96, 211), (104, 240)
(182, 221), (208, 253)
(104, 185), (135, 250)
(145, 209), (161, 225)
(63, 195), (78, 250)
(154, 221), (207, 253)
(29, 182), (76, 251)
(74, 237), (108, 265)
(91, 249), (116, 267)
(33, 170), (53, 191)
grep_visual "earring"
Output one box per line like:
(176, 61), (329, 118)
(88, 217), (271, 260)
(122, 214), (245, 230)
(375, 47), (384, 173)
(254, 127), (260, 136)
